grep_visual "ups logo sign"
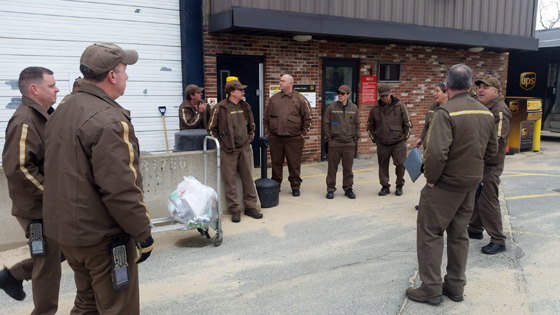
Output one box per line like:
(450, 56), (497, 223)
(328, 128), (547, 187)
(509, 101), (520, 114)
(520, 72), (536, 90)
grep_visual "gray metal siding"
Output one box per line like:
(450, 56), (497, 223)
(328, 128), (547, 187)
(210, 0), (536, 37)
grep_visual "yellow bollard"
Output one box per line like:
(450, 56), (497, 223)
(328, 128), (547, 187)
(533, 118), (542, 152)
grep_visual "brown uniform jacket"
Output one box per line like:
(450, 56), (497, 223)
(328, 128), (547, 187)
(484, 95), (512, 165)
(323, 100), (360, 143)
(367, 96), (412, 145)
(208, 98), (255, 153)
(264, 90), (312, 136)
(178, 100), (210, 130)
(424, 92), (498, 192)
(419, 102), (441, 148)
(2, 96), (53, 219)
(43, 83), (151, 247)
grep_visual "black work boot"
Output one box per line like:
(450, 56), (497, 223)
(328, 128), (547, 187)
(244, 208), (263, 219)
(231, 211), (241, 223)
(395, 186), (403, 196)
(378, 186), (390, 196)
(345, 188), (356, 199)
(0, 267), (26, 301)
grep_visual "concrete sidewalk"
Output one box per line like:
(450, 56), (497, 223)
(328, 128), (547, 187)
(0, 153), (553, 314)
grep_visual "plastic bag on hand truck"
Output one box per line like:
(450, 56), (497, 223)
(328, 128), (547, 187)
(167, 176), (219, 230)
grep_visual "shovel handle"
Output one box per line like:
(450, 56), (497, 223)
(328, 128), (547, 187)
(158, 106), (166, 116)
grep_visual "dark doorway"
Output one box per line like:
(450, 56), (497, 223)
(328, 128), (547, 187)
(216, 55), (264, 166)
(321, 58), (360, 161)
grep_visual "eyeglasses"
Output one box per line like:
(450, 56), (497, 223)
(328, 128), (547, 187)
(337, 92), (347, 95)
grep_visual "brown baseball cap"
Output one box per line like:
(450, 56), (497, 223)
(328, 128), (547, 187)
(80, 43), (138, 75)
(225, 80), (247, 94)
(185, 84), (204, 94)
(378, 84), (391, 96)
(336, 85), (351, 94)
(475, 76), (501, 90)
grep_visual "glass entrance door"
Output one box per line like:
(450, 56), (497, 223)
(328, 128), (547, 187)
(321, 58), (360, 161)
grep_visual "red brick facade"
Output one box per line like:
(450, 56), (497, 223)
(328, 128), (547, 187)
(203, 28), (509, 163)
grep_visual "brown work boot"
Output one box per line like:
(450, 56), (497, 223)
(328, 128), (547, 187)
(244, 208), (263, 219)
(406, 287), (443, 306)
(231, 210), (241, 223)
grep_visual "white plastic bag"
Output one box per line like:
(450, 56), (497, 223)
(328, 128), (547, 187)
(167, 176), (219, 230)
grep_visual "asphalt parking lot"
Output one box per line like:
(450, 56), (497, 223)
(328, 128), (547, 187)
(1, 135), (559, 314)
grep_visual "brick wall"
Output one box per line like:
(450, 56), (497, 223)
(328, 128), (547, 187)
(203, 28), (509, 163)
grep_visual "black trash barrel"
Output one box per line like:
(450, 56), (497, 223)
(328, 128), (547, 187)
(255, 137), (279, 208)
(175, 129), (215, 151)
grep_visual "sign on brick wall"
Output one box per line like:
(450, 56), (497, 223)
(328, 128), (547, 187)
(361, 76), (377, 104)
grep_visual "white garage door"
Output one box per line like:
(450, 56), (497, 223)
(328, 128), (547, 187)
(0, 0), (183, 165)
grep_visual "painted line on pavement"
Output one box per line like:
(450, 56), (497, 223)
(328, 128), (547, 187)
(502, 171), (560, 177)
(504, 193), (560, 200)
(504, 229), (560, 239)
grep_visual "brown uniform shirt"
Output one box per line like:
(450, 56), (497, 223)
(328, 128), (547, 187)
(208, 98), (255, 152)
(178, 100), (210, 130)
(424, 92), (498, 192)
(367, 96), (412, 145)
(43, 83), (151, 247)
(323, 100), (360, 143)
(2, 96), (53, 219)
(264, 90), (312, 136)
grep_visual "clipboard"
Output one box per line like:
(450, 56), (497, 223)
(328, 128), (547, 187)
(403, 147), (423, 183)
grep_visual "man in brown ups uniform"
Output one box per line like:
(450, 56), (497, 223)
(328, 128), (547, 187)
(406, 64), (497, 306)
(367, 84), (411, 196)
(179, 84), (209, 130)
(1, 66), (64, 314)
(468, 76), (512, 255)
(44, 43), (153, 314)
(264, 74), (312, 197)
(323, 85), (360, 199)
(209, 79), (263, 223)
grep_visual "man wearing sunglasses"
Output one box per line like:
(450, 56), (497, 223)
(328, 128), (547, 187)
(323, 85), (360, 199)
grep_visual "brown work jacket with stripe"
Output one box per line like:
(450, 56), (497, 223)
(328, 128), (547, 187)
(208, 98), (255, 153)
(178, 100), (210, 130)
(43, 83), (151, 247)
(2, 96), (53, 219)
(424, 92), (498, 192)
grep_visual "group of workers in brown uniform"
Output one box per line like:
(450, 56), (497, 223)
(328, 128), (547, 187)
(1, 51), (511, 312)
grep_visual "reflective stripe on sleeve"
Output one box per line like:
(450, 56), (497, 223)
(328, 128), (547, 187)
(19, 124), (44, 191)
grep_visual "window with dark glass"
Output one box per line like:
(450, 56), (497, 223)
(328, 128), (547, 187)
(378, 63), (401, 82)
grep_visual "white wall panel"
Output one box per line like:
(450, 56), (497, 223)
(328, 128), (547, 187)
(0, 0), (183, 163)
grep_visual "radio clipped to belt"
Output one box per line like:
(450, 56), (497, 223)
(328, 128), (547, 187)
(110, 236), (131, 290)
(29, 219), (46, 257)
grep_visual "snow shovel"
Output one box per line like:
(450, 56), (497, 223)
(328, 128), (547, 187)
(158, 106), (169, 153)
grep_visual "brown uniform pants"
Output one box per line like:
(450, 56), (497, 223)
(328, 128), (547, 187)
(269, 134), (304, 189)
(221, 143), (258, 212)
(326, 140), (356, 192)
(61, 235), (139, 315)
(376, 141), (407, 187)
(417, 185), (475, 296)
(10, 217), (64, 315)
(468, 163), (506, 245)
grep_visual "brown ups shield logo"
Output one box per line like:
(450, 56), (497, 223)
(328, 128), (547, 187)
(520, 72), (536, 91)
(509, 101), (520, 114)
